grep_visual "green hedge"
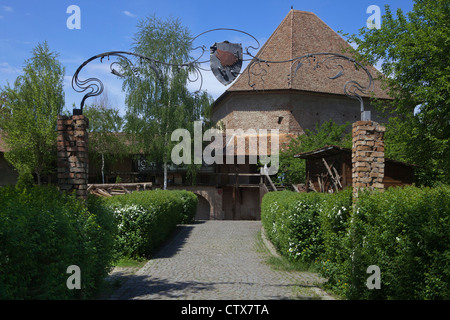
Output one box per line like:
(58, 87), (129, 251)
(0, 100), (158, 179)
(0, 186), (116, 299)
(106, 189), (197, 259)
(261, 190), (327, 264)
(347, 185), (449, 299)
(261, 185), (449, 300)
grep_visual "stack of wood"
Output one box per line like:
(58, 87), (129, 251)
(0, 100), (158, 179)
(308, 158), (342, 193)
(87, 182), (153, 197)
(292, 184), (307, 192)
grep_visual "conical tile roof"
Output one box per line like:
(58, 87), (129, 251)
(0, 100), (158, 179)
(226, 10), (390, 100)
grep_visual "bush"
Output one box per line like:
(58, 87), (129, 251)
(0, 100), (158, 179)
(261, 190), (326, 264)
(106, 189), (197, 259)
(0, 186), (116, 299)
(262, 185), (449, 300)
(173, 190), (198, 224)
(347, 185), (450, 300)
(317, 188), (353, 296)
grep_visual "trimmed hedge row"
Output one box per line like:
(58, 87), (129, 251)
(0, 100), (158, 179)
(0, 186), (197, 299)
(261, 185), (449, 300)
(347, 186), (449, 300)
(261, 191), (327, 264)
(0, 186), (116, 299)
(106, 189), (197, 259)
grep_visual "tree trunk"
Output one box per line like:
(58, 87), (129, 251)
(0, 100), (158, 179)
(101, 153), (105, 184)
(163, 132), (168, 190)
(163, 160), (168, 190)
(163, 96), (171, 190)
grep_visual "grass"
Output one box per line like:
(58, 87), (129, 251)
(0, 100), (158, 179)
(114, 256), (147, 269)
(255, 230), (338, 300)
(255, 230), (320, 273)
(97, 256), (148, 299)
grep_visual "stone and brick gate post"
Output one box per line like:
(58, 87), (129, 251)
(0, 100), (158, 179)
(352, 120), (386, 198)
(57, 115), (89, 200)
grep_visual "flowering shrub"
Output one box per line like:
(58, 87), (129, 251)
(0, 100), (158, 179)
(261, 191), (326, 263)
(317, 188), (353, 297)
(111, 204), (149, 258)
(261, 185), (449, 300)
(106, 189), (197, 258)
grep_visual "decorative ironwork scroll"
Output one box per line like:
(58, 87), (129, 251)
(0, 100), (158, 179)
(71, 50), (200, 115)
(71, 28), (373, 119)
(243, 51), (374, 116)
(290, 53), (374, 114)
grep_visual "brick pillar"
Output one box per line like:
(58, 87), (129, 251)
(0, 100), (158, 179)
(352, 120), (385, 198)
(57, 115), (89, 200)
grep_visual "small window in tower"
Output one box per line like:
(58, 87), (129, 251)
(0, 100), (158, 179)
(278, 116), (283, 124)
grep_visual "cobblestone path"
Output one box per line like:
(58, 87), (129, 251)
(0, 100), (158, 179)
(108, 220), (334, 300)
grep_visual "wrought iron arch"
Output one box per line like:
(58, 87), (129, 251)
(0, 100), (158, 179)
(71, 29), (373, 119)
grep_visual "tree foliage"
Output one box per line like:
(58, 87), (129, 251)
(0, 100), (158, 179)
(84, 91), (127, 184)
(276, 120), (352, 186)
(347, 0), (449, 185)
(123, 15), (211, 189)
(0, 41), (65, 185)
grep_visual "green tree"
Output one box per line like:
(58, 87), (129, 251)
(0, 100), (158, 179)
(123, 15), (211, 189)
(347, 0), (449, 184)
(84, 91), (127, 184)
(0, 41), (65, 185)
(277, 120), (352, 187)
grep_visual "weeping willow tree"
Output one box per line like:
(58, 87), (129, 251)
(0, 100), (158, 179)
(0, 41), (65, 186)
(123, 15), (211, 189)
(84, 90), (127, 184)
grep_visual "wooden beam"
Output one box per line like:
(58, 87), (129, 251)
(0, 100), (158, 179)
(265, 174), (277, 192)
(322, 158), (340, 192)
(88, 182), (152, 189)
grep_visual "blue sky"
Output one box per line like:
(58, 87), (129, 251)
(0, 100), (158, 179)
(0, 0), (414, 114)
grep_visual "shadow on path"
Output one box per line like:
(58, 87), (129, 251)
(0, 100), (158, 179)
(153, 221), (205, 259)
(109, 275), (319, 300)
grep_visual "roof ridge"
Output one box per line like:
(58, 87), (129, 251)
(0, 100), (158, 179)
(289, 10), (294, 89)
(250, 10), (292, 61)
(291, 9), (316, 15)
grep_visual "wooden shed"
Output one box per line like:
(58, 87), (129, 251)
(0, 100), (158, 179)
(294, 145), (415, 192)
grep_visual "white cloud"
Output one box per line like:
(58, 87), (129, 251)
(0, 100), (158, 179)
(0, 62), (21, 75)
(2, 6), (13, 12)
(187, 60), (251, 99)
(122, 10), (137, 18)
(187, 69), (226, 99)
(65, 63), (126, 113)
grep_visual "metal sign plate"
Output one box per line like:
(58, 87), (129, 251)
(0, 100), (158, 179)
(210, 41), (243, 85)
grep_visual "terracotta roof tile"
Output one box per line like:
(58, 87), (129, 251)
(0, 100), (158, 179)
(227, 10), (390, 100)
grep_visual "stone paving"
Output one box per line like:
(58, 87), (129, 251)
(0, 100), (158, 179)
(107, 220), (334, 300)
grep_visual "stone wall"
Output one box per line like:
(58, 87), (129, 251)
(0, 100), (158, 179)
(352, 120), (385, 197)
(57, 115), (89, 200)
(212, 91), (388, 134)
